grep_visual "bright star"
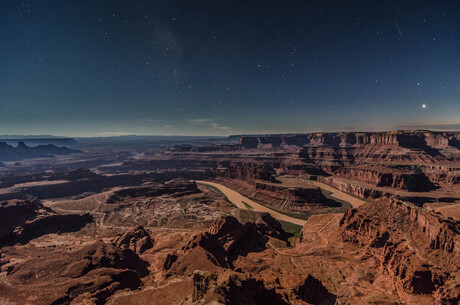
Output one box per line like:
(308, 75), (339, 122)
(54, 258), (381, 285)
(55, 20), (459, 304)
(422, 104), (426, 109)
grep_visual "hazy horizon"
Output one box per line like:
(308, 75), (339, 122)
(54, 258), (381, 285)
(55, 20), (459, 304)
(1, 124), (460, 139)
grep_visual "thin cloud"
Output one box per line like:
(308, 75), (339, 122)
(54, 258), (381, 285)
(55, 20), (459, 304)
(211, 123), (230, 130)
(187, 118), (230, 131)
(187, 118), (212, 123)
(98, 131), (133, 136)
(146, 119), (167, 122)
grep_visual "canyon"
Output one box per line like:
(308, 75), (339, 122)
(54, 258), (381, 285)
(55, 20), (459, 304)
(0, 130), (458, 304)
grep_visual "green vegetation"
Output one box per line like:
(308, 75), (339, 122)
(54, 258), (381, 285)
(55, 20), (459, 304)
(301, 178), (369, 203)
(244, 191), (352, 221)
(242, 201), (254, 210)
(278, 220), (303, 247)
(249, 198), (312, 220)
(198, 180), (351, 226)
(319, 189), (353, 212)
(196, 182), (232, 204)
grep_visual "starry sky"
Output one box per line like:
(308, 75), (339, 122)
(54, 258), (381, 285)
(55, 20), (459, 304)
(1, 1), (459, 136)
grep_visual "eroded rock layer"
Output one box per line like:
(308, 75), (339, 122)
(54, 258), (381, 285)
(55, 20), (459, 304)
(340, 199), (459, 304)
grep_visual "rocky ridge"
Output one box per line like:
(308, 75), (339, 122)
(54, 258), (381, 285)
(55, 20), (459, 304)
(4, 240), (149, 305)
(340, 199), (459, 304)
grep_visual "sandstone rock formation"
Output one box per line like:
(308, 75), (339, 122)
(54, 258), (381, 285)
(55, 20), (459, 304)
(334, 165), (436, 191)
(181, 215), (268, 269)
(219, 175), (340, 212)
(239, 130), (460, 153)
(340, 199), (459, 304)
(222, 163), (279, 183)
(113, 225), (154, 254)
(4, 241), (148, 304)
(0, 130), (458, 304)
(215, 272), (290, 305)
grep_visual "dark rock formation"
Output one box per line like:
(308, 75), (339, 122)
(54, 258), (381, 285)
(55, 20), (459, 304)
(295, 274), (336, 305)
(69, 241), (150, 277)
(217, 273), (290, 305)
(191, 271), (290, 305)
(0, 199), (93, 247)
(192, 270), (218, 302)
(0, 141), (80, 161)
(0, 137), (77, 147)
(163, 253), (178, 270)
(0, 172), (204, 201)
(113, 225), (154, 254)
(111, 179), (200, 200)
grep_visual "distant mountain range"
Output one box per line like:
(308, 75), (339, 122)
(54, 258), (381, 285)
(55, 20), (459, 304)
(0, 134), (73, 139)
(0, 138), (78, 147)
(0, 141), (80, 161)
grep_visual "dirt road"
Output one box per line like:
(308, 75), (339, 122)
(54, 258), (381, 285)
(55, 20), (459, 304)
(196, 180), (307, 226)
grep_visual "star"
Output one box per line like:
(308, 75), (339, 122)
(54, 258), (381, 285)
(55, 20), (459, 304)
(422, 104), (427, 109)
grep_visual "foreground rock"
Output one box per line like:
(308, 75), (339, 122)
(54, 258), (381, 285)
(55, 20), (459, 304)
(112, 225), (154, 254)
(169, 215), (269, 271)
(159, 215), (336, 304)
(340, 199), (460, 304)
(193, 270), (290, 305)
(2, 241), (149, 305)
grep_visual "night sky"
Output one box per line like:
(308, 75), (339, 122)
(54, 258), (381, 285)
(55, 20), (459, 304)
(1, 1), (459, 136)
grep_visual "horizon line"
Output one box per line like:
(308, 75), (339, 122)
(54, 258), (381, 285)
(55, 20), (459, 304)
(1, 128), (459, 139)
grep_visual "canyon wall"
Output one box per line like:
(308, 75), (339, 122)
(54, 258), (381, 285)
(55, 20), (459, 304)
(238, 131), (460, 151)
(340, 199), (459, 303)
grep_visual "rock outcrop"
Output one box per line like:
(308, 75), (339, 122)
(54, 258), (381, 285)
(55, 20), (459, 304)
(294, 274), (337, 305)
(335, 166), (437, 191)
(219, 177), (340, 212)
(340, 199), (459, 304)
(190, 270), (291, 305)
(6, 241), (148, 304)
(240, 130), (460, 153)
(113, 225), (154, 254)
(222, 163), (279, 183)
(181, 216), (268, 269)
(0, 173), (204, 201)
(69, 241), (150, 277)
(216, 272), (290, 305)
(110, 178), (200, 200)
